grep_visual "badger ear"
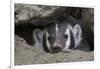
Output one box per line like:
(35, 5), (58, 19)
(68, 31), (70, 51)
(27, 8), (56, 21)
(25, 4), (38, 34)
(33, 29), (43, 43)
(73, 24), (82, 38)
(73, 24), (82, 47)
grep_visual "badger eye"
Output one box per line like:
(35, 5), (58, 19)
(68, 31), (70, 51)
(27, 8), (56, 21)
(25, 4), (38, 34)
(64, 34), (68, 39)
(48, 36), (51, 40)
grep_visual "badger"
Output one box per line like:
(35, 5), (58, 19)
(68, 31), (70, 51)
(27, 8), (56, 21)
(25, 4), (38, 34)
(41, 21), (94, 53)
(32, 18), (94, 53)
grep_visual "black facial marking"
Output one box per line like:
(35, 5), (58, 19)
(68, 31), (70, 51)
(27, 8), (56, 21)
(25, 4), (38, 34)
(69, 30), (75, 49)
(63, 34), (68, 39)
(42, 33), (50, 52)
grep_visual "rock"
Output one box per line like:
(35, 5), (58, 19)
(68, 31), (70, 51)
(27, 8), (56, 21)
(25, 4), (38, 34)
(15, 4), (59, 24)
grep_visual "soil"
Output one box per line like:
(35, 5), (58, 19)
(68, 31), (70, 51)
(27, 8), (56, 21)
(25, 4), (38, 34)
(15, 35), (94, 65)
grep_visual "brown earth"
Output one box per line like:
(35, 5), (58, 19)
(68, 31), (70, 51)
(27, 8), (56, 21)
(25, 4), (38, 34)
(15, 35), (94, 65)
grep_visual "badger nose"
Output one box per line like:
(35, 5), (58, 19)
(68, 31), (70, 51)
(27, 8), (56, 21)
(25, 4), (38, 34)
(52, 46), (61, 50)
(51, 44), (61, 52)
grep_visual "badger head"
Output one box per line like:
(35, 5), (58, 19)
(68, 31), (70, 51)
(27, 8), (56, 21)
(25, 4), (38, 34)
(43, 22), (82, 53)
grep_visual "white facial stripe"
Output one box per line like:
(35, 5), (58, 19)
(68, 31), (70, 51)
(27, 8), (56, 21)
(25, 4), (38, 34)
(45, 31), (51, 51)
(56, 23), (58, 32)
(62, 27), (71, 51)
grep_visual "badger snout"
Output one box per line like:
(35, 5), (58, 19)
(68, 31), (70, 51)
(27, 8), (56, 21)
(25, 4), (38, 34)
(51, 43), (62, 52)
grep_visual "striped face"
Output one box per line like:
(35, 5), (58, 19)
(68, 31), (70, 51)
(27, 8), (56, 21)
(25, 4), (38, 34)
(43, 22), (82, 53)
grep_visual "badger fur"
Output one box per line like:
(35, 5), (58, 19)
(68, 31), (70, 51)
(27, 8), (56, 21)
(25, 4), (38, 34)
(42, 22), (81, 53)
(32, 20), (94, 53)
(42, 21), (94, 53)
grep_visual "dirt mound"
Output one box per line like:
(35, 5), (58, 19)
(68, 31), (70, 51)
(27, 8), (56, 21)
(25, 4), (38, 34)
(15, 35), (94, 65)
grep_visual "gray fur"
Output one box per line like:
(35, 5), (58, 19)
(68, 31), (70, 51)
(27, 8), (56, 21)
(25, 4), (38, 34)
(44, 22), (82, 53)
